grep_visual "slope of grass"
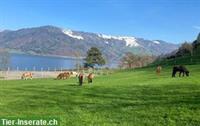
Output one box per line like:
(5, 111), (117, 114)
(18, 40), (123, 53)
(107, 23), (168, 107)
(0, 65), (200, 126)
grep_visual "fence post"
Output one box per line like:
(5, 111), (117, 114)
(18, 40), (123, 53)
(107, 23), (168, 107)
(41, 67), (44, 78)
(6, 67), (10, 80)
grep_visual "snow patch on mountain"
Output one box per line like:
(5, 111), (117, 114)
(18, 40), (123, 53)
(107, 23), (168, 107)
(98, 34), (139, 47)
(122, 37), (139, 47)
(153, 40), (160, 44)
(62, 29), (84, 40)
(105, 41), (109, 44)
(98, 34), (118, 40)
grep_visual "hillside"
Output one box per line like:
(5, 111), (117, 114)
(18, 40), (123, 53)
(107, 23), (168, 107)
(0, 26), (178, 64)
(152, 33), (200, 66)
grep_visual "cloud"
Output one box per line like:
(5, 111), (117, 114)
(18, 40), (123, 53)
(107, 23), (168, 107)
(193, 26), (200, 30)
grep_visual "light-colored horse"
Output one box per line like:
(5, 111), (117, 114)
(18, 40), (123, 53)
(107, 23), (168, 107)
(21, 72), (33, 80)
(156, 66), (162, 76)
(88, 73), (94, 83)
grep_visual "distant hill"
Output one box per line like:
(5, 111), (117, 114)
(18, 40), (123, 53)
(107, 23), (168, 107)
(0, 25), (178, 64)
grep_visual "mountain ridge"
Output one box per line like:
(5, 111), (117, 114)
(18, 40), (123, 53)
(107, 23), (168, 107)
(0, 25), (178, 64)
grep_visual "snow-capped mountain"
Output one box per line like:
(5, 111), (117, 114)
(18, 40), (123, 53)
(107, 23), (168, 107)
(62, 29), (84, 40)
(97, 34), (140, 47)
(0, 25), (178, 63)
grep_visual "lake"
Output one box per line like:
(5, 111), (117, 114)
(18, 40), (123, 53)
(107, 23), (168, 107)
(9, 53), (82, 71)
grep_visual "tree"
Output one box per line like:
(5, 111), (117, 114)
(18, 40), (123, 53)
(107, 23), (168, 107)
(178, 42), (193, 62)
(197, 33), (200, 43)
(0, 48), (10, 70)
(85, 47), (106, 67)
(119, 52), (138, 68)
(178, 42), (193, 56)
(193, 33), (200, 49)
(119, 52), (155, 69)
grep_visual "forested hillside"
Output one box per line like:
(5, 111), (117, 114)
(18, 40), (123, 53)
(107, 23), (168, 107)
(152, 33), (200, 66)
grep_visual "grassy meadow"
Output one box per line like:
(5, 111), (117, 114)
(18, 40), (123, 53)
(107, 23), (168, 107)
(0, 65), (200, 126)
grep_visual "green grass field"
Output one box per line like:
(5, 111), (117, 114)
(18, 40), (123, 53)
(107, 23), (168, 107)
(1, 65), (200, 126)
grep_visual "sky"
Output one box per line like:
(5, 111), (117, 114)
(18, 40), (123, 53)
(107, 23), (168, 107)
(0, 0), (200, 44)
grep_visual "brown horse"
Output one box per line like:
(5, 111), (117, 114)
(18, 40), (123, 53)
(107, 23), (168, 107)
(156, 66), (162, 75)
(21, 72), (33, 80)
(78, 73), (84, 86)
(88, 73), (94, 83)
(56, 72), (71, 80)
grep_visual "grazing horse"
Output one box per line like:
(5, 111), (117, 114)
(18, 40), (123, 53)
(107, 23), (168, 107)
(70, 71), (78, 77)
(88, 73), (94, 83)
(156, 66), (162, 75)
(172, 65), (189, 77)
(56, 72), (71, 80)
(78, 73), (84, 86)
(57, 73), (64, 80)
(21, 72), (33, 80)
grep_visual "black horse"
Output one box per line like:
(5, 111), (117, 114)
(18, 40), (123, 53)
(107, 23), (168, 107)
(172, 65), (189, 77)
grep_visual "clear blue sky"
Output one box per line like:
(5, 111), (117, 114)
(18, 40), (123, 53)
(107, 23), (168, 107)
(0, 0), (200, 43)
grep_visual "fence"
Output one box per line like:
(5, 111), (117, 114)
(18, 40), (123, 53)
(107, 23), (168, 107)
(150, 55), (200, 67)
(0, 70), (63, 80)
(0, 67), (113, 80)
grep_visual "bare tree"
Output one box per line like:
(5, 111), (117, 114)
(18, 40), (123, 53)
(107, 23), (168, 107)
(179, 42), (193, 54)
(119, 52), (136, 69)
(119, 52), (155, 69)
(179, 42), (193, 62)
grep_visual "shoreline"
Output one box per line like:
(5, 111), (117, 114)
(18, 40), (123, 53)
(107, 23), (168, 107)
(9, 51), (85, 60)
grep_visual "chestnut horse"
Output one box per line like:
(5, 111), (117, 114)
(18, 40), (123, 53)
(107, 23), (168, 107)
(56, 72), (71, 80)
(88, 73), (94, 83)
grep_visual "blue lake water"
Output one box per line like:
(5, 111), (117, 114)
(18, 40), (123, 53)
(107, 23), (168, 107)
(9, 53), (82, 71)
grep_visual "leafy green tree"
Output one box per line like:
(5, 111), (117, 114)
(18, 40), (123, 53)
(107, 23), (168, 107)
(85, 47), (106, 67)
